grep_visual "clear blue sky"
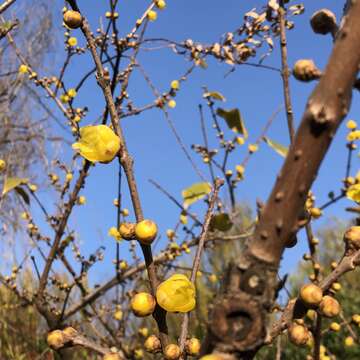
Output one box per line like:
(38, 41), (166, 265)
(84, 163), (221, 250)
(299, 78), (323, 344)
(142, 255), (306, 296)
(15, 1), (359, 292)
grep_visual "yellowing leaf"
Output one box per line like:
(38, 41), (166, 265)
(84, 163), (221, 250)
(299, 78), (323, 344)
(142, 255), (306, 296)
(203, 91), (226, 102)
(72, 125), (120, 163)
(156, 274), (195, 313)
(2, 177), (29, 196)
(210, 213), (233, 232)
(182, 182), (211, 208)
(263, 137), (288, 157)
(347, 183), (360, 202)
(217, 108), (248, 138)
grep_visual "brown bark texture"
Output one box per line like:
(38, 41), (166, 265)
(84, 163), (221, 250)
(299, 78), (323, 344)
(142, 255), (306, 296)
(204, 2), (360, 358)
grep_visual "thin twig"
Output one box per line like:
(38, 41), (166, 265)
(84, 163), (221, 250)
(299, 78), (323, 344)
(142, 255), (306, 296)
(279, 1), (295, 143)
(178, 179), (224, 356)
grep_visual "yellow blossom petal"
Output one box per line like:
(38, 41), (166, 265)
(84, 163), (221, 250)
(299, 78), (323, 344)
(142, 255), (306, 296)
(346, 183), (360, 202)
(156, 273), (195, 313)
(72, 125), (120, 163)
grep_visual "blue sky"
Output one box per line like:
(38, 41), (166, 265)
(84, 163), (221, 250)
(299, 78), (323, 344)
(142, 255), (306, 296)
(11, 1), (359, 293)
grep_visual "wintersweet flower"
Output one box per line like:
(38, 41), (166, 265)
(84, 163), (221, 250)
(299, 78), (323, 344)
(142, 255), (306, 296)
(346, 183), (360, 202)
(156, 273), (195, 312)
(72, 125), (120, 163)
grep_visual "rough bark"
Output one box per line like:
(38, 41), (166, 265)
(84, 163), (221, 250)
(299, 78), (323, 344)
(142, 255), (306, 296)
(205, 1), (360, 358)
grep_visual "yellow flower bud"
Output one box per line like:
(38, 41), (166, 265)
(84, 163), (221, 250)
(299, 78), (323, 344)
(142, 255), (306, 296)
(156, 274), (195, 312)
(119, 222), (136, 240)
(168, 99), (176, 108)
(170, 80), (179, 90)
(18, 64), (28, 74)
(248, 144), (258, 153)
(299, 283), (323, 308)
(164, 344), (181, 360)
(185, 338), (201, 356)
(319, 295), (340, 318)
(347, 120), (357, 130)
(77, 195), (86, 205)
(130, 292), (156, 317)
(156, 0), (166, 10)
(63, 10), (82, 29)
(68, 37), (78, 47)
(329, 322), (340, 331)
(288, 324), (310, 346)
(135, 219), (158, 245)
(113, 310), (123, 321)
(147, 10), (157, 21)
(345, 336), (354, 347)
(138, 327), (149, 337)
(67, 88), (77, 98)
(144, 335), (161, 353)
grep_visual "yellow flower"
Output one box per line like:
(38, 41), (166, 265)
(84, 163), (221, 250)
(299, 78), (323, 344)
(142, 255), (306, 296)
(347, 130), (360, 142)
(347, 120), (357, 130)
(347, 183), (360, 202)
(248, 143), (258, 153)
(67, 88), (77, 98)
(156, 273), (195, 312)
(18, 64), (28, 74)
(156, 0), (166, 10)
(168, 99), (176, 108)
(108, 226), (121, 241)
(77, 195), (86, 205)
(72, 125), (120, 163)
(170, 80), (179, 90)
(236, 136), (245, 145)
(60, 94), (70, 103)
(68, 37), (78, 47)
(147, 10), (157, 21)
(345, 336), (354, 347)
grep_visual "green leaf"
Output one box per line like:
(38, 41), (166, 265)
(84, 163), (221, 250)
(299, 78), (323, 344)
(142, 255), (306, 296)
(203, 91), (226, 102)
(2, 177), (29, 196)
(217, 108), (248, 138)
(210, 213), (233, 232)
(182, 182), (211, 208)
(263, 137), (288, 157)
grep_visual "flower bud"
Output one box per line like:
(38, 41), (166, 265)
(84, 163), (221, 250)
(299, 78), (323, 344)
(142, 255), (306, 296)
(299, 284), (323, 308)
(288, 324), (310, 346)
(164, 344), (181, 360)
(293, 59), (321, 82)
(185, 337), (201, 355)
(144, 335), (161, 353)
(130, 292), (156, 317)
(343, 226), (360, 250)
(63, 10), (83, 29)
(119, 222), (136, 240)
(319, 295), (340, 318)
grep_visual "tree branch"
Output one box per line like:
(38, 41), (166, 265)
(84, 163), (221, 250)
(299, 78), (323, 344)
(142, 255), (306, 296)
(205, 1), (360, 357)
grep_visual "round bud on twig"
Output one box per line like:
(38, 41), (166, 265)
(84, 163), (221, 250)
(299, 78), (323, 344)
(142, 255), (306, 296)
(319, 295), (341, 318)
(63, 10), (83, 29)
(288, 323), (310, 346)
(310, 9), (337, 35)
(144, 335), (161, 353)
(293, 59), (321, 82)
(343, 226), (360, 250)
(299, 283), (323, 308)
